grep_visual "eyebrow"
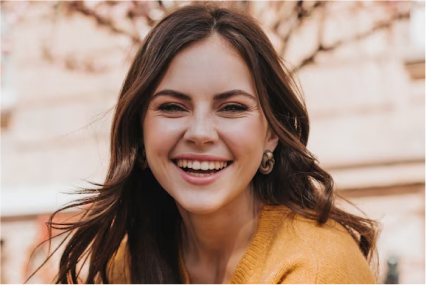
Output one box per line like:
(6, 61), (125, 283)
(152, 89), (256, 101)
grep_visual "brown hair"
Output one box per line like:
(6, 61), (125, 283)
(31, 3), (379, 283)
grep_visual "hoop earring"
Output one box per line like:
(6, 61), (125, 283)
(259, 150), (275, 175)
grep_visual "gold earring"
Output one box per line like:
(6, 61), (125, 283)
(259, 150), (275, 174)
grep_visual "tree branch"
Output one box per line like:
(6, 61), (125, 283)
(63, 1), (142, 44)
(278, 1), (325, 58)
(293, 9), (410, 73)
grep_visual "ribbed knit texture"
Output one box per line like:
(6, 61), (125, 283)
(109, 205), (376, 284)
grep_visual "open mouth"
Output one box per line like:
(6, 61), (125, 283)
(173, 159), (233, 177)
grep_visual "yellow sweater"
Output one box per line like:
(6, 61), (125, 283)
(109, 205), (376, 283)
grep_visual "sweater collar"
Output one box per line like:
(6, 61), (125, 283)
(178, 205), (290, 284)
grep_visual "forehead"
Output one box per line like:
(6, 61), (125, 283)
(155, 34), (256, 97)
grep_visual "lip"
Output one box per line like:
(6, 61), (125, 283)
(173, 160), (230, 186)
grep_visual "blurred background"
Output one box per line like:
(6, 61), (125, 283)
(1, 1), (424, 283)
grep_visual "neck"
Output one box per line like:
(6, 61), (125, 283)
(178, 188), (262, 265)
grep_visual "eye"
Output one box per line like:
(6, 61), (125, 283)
(220, 103), (248, 112)
(157, 103), (186, 112)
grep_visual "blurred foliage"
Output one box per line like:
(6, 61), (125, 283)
(1, 0), (416, 72)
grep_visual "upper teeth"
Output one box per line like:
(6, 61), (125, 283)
(176, 160), (228, 170)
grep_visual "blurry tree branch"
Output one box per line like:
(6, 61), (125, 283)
(295, 5), (411, 72)
(1, 0), (415, 73)
(62, 1), (142, 44)
(276, 1), (325, 57)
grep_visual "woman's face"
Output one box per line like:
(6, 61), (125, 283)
(143, 34), (278, 215)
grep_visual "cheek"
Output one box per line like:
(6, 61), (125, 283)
(218, 116), (267, 158)
(143, 115), (185, 160)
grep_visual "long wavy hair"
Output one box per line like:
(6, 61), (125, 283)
(31, 3), (379, 283)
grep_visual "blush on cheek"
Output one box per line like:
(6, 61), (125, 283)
(143, 115), (186, 161)
(221, 119), (266, 143)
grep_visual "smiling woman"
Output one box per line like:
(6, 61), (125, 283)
(33, 3), (379, 284)
(143, 34), (277, 216)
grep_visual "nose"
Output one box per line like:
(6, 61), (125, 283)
(183, 112), (218, 147)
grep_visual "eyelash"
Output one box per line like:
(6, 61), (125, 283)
(158, 103), (186, 112)
(157, 103), (248, 113)
(220, 103), (248, 112)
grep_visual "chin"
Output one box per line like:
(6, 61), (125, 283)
(177, 196), (227, 216)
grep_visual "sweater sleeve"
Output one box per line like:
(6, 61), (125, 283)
(279, 219), (377, 284)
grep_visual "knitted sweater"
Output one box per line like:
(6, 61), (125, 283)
(108, 205), (376, 283)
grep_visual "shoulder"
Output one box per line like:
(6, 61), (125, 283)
(260, 205), (376, 283)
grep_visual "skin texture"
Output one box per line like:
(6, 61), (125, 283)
(143, 34), (278, 283)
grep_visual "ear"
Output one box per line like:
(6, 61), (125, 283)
(265, 128), (279, 152)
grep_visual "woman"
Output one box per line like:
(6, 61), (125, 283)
(40, 3), (379, 284)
